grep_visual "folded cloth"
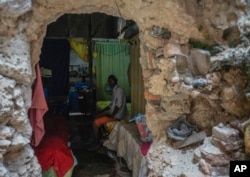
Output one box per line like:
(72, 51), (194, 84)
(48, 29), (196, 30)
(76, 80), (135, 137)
(167, 115), (197, 141)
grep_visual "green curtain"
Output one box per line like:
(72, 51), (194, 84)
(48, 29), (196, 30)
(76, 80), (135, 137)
(94, 41), (131, 101)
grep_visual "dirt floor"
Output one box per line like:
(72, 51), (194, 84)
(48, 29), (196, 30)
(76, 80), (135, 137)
(69, 115), (132, 177)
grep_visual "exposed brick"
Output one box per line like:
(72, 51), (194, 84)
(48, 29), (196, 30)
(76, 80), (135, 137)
(144, 90), (161, 101)
(142, 69), (153, 79)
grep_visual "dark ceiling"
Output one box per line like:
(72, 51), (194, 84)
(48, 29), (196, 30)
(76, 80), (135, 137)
(46, 13), (138, 39)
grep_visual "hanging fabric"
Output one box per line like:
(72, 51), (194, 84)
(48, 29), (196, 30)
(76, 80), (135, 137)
(29, 63), (48, 146)
(129, 37), (145, 116)
(39, 38), (70, 97)
(69, 38), (98, 66)
(68, 38), (88, 62)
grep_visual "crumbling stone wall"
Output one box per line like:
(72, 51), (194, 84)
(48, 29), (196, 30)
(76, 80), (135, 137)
(1, 0), (250, 176)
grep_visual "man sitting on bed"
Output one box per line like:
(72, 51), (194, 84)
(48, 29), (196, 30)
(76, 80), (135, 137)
(89, 74), (128, 150)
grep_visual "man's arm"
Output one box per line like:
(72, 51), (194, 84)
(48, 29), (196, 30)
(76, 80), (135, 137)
(95, 105), (110, 118)
(95, 105), (120, 119)
(109, 106), (120, 118)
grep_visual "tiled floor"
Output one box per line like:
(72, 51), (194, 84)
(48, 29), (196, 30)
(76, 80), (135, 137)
(69, 114), (132, 177)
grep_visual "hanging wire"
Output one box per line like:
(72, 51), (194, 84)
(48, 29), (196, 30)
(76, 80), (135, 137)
(115, 0), (123, 42)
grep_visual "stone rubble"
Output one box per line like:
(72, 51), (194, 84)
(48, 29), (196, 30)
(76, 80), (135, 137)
(1, 0), (250, 176)
(148, 122), (246, 177)
(197, 123), (246, 176)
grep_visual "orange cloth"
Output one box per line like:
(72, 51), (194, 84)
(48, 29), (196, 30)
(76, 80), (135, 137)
(29, 63), (48, 146)
(94, 116), (116, 127)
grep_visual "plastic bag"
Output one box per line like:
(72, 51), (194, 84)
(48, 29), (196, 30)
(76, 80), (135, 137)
(129, 113), (153, 143)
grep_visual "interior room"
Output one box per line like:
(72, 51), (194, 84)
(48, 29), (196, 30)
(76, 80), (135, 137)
(32, 12), (147, 177)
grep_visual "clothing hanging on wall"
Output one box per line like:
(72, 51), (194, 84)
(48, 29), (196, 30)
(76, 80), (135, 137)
(29, 63), (48, 146)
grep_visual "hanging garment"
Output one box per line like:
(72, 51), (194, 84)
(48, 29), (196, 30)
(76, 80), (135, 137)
(29, 63), (48, 146)
(69, 38), (88, 61)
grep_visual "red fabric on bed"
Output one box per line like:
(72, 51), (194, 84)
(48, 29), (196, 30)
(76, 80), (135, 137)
(34, 115), (74, 177)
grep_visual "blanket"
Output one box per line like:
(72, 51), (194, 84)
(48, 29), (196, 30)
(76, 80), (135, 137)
(34, 115), (74, 177)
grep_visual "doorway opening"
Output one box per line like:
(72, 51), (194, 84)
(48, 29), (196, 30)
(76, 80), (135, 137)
(32, 12), (145, 177)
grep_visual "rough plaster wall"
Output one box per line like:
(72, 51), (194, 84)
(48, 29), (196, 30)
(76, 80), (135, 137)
(1, 0), (250, 176)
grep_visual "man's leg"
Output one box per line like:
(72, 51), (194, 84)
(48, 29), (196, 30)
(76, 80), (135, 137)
(86, 120), (101, 151)
(92, 116), (116, 145)
(92, 121), (99, 145)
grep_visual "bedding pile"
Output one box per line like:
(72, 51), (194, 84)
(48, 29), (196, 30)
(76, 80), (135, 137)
(33, 115), (75, 177)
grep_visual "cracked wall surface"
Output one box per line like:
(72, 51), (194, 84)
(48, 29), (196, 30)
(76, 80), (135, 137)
(1, 0), (250, 176)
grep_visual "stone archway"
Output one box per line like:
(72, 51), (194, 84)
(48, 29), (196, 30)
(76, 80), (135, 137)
(1, 0), (250, 176)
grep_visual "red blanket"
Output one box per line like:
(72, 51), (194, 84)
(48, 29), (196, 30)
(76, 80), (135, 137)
(33, 116), (74, 177)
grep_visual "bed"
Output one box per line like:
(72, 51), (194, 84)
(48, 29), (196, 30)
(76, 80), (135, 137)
(33, 114), (77, 177)
(103, 120), (148, 177)
(96, 101), (149, 176)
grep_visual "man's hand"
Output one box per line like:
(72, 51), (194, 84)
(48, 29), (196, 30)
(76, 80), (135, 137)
(94, 111), (110, 118)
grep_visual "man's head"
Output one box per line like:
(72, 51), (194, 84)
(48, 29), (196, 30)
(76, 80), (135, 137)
(108, 74), (118, 88)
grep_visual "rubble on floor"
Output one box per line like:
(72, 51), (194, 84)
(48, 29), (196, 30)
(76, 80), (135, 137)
(147, 121), (249, 177)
